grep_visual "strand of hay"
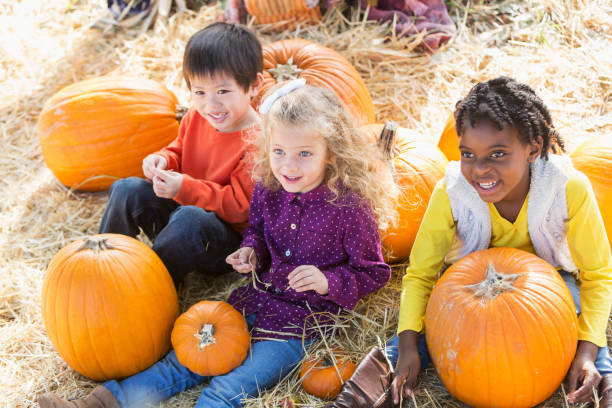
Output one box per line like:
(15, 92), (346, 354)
(0, 0), (609, 406)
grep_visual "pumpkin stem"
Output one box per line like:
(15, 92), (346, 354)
(322, 355), (334, 368)
(464, 262), (521, 302)
(77, 237), (115, 252)
(194, 323), (216, 350)
(378, 121), (397, 160)
(176, 105), (189, 122)
(378, 122), (398, 181)
(267, 56), (303, 81)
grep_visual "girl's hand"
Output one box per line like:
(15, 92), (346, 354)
(151, 167), (183, 199)
(390, 330), (421, 405)
(287, 265), (329, 295)
(142, 154), (167, 180)
(567, 340), (601, 403)
(226, 247), (257, 274)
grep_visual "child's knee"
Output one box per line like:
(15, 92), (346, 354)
(109, 176), (152, 198)
(169, 206), (223, 236)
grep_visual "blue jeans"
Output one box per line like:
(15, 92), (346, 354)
(103, 314), (312, 407)
(99, 177), (241, 284)
(561, 272), (612, 376)
(385, 271), (612, 376)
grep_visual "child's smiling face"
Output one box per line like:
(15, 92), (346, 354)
(269, 123), (328, 194)
(189, 72), (260, 133)
(459, 121), (542, 206)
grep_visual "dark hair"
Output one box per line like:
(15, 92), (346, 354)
(453, 76), (565, 159)
(182, 22), (263, 91)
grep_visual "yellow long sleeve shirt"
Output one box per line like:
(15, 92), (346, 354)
(398, 169), (612, 347)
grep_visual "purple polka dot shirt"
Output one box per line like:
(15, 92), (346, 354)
(227, 183), (391, 342)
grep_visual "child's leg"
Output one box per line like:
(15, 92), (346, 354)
(559, 271), (612, 377)
(152, 205), (241, 283)
(194, 338), (309, 408)
(384, 333), (431, 369)
(99, 177), (177, 238)
(103, 350), (206, 407)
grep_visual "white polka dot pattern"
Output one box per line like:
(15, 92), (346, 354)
(227, 183), (391, 342)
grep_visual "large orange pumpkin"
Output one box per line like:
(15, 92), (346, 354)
(38, 77), (182, 191)
(258, 39), (375, 126)
(571, 135), (612, 248)
(41, 234), (179, 381)
(363, 123), (448, 262)
(437, 112), (460, 161)
(171, 301), (250, 376)
(245, 0), (321, 29)
(300, 348), (356, 399)
(425, 248), (578, 408)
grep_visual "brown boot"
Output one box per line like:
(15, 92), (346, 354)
(38, 386), (119, 408)
(324, 347), (395, 408)
(599, 375), (612, 408)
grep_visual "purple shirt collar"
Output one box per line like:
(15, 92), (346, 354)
(282, 182), (342, 205)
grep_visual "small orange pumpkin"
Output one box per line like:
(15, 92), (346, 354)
(437, 112), (460, 162)
(570, 135), (612, 248)
(300, 349), (356, 399)
(171, 301), (250, 376)
(245, 0), (321, 30)
(38, 76), (182, 191)
(425, 248), (578, 408)
(258, 39), (375, 126)
(41, 234), (179, 381)
(363, 123), (448, 262)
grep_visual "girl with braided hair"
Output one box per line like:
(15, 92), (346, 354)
(328, 76), (612, 408)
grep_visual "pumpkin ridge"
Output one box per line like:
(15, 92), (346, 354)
(65, 254), (93, 377)
(497, 293), (535, 404)
(132, 248), (173, 360)
(125, 244), (168, 364)
(518, 283), (574, 365)
(500, 283), (553, 400)
(87, 258), (114, 379)
(123, 252), (155, 365)
(61, 253), (90, 376)
(97, 245), (128, 377)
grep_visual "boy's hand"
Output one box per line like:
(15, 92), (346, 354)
(391, 330), (421, 405)
(226, 247), (257, 274)
(142, 154), (167, 180)
(287, 265), (328, 295)
(567, 340), (601, 403)
(151, 167), (183, 199)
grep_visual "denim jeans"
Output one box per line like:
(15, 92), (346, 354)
(561, 271), (612, 376)
(103, 314), (312, 407)
(385, 271), (612, 376)
(99, 177), (241, 284)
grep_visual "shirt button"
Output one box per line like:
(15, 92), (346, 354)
(290, 223), (296, 230)
(285, 250), (291, 256)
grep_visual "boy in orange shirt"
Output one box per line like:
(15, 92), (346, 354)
(99, 22), (263, 285)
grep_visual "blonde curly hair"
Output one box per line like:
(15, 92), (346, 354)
(251, 84), (398, 232)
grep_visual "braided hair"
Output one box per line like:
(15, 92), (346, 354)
(453, 76), (565, 159)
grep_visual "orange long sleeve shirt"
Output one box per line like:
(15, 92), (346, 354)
(156, 108), (258, 232)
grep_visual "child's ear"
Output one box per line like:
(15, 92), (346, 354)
(528, 136), (544, 162)
(249, 73), (265, 99)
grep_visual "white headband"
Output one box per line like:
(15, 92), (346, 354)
(259, 78), (307, 114)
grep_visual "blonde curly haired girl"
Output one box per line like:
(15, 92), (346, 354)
(252, 82), (398, 232)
